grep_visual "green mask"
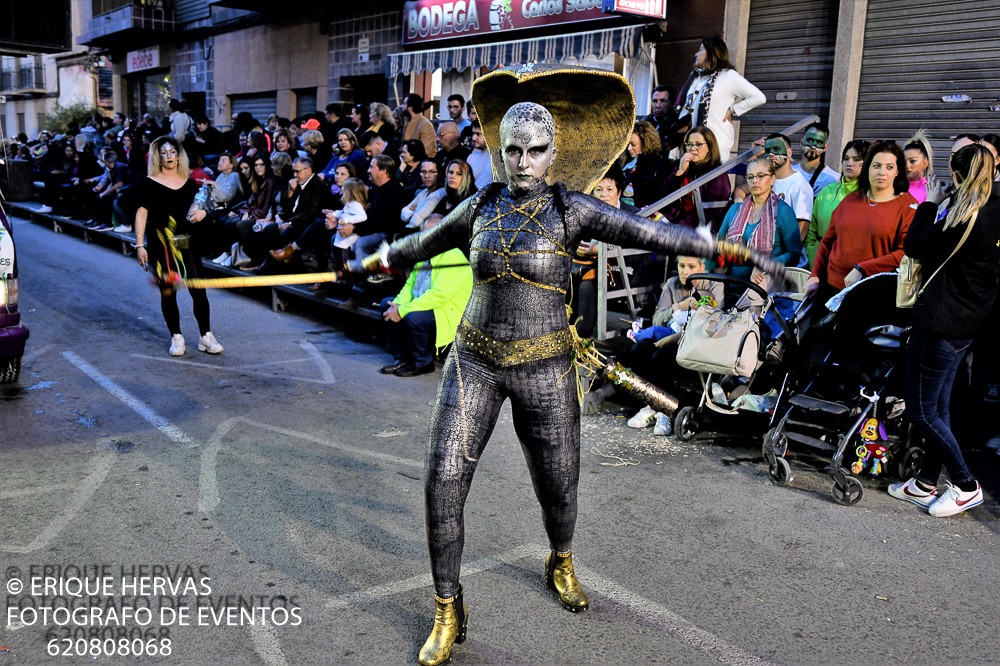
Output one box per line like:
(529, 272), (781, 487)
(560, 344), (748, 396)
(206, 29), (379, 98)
(801, 129), (828, 150)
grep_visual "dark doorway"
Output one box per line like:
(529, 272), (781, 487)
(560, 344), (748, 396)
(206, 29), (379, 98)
(340, 74), (390, 106)
(182, 92), (206, 121)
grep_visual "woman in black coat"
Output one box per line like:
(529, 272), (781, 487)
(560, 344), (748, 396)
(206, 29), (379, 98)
(888, 144), (1000, 517)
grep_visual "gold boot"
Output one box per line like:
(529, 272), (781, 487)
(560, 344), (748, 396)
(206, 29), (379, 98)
(417, 586), (468, 666)
(545, 550), (590, 612)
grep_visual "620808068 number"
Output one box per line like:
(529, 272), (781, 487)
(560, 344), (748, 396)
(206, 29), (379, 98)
(47, 637), (172, 657)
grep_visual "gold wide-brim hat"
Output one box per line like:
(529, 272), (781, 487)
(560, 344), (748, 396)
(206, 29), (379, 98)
(471, 63), (636, 194)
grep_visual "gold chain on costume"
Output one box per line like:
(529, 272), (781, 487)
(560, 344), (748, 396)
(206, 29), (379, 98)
(471, 193), (570, 294)
(456, 319), (574, 368)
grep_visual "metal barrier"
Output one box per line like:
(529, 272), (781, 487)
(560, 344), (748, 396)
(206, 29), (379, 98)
(595, 115), (821, 340)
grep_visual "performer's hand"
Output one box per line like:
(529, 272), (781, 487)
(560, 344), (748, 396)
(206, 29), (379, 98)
(137, 246), (148, 271)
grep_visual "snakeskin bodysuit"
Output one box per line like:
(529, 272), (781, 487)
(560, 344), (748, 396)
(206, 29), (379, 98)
(388, 181), (716, 598)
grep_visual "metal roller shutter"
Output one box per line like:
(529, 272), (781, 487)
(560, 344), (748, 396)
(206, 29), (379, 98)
(229, 93), (277, 126)
(737, 0), (839, 151)
(854, 0), (1000, 161)
(295, 89), (318, 118)
(176, 0), (210, 24)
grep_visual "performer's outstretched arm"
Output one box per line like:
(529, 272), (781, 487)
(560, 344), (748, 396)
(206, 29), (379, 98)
(569, 191), (793, 283)
(384, 195), (477, 268)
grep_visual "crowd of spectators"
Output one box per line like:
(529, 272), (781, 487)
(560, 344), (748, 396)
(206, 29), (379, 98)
(4, 40), (998, 470)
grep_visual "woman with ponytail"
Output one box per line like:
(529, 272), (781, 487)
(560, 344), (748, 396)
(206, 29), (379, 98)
(889, 144), (1000, 517)
(903, 130), (934, 203)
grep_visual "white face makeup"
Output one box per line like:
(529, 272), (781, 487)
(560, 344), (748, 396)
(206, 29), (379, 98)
(499, 103), (556, 194)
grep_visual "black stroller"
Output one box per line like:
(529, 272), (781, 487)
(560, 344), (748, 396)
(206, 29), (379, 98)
(761, 273), (922, 505)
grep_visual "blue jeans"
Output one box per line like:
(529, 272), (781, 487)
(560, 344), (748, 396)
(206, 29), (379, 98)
(355, 232), (390, 259)
(380, 296), (436, 368)
(907, 328), (975, 486)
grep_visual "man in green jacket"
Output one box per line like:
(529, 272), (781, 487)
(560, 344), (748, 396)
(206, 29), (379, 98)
(378, 214), (473, 377)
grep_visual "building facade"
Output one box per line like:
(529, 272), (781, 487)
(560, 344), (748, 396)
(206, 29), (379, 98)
(67, 0), (997, 163)
(1, 2), (104, 140)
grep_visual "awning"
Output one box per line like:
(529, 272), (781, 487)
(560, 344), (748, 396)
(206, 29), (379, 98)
(389, 25), (643, 78)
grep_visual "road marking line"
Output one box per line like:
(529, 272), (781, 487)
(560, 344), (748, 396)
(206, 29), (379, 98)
(131, 353), (335, 385)
(320, 543), (769, 666)
(199, 416), (422, 514)
(299, 341), (336, 384)
(248, 622), (288, 666)
(323, 544), (547, 610)
(574, 562), (773, 666)
(0, 482), (79, 499)
(21, 343), (54, 366)
(1, 456), (113, 554)
(63, 351), (194, 445)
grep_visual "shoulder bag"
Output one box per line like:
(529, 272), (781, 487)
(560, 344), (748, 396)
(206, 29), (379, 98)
(896, 209), (976, 308)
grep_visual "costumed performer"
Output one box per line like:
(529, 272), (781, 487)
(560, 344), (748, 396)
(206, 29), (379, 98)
(353, 65), (791, 666)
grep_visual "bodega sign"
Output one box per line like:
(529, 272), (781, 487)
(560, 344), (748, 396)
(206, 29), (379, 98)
(403, 0), (613, 45)
(126, 47), (159, 73)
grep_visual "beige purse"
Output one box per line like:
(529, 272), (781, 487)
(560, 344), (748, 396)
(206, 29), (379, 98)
(676, 304), (762, 378)
(896, 209), (976, 309)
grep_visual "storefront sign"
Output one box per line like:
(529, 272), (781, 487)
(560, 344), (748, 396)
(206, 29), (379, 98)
(601, 0), (665, 19)
(403, 0), (612, 45)
(126, 47), (159, 74)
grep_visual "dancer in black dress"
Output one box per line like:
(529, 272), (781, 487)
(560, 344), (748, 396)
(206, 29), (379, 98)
(134, 136), (223, 356)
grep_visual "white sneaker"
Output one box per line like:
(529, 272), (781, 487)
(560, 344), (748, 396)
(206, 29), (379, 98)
(211, 251), (230, 264)
(888, 478), (939, 509)
(653, 412), (671, 436)
(37, 204), (53, 213)
(928, 482), (983, 518)
(169, 334), (186, 356)
(198, 331), (224, 354)
(627, 405), (657, 429)
(112, 224), (132, 233)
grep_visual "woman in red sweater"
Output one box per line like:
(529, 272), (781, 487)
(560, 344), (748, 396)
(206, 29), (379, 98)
(807, 140), (917, 295)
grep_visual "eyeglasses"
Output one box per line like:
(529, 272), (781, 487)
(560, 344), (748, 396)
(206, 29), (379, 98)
(292, 168), (306, 174)
(683, 142), (706, 150)
(745, 174), (772, 182)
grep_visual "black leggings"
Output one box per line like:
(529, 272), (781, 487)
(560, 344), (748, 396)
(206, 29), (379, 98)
(150, 239), (212, 337)
(426, 346), (579, 598)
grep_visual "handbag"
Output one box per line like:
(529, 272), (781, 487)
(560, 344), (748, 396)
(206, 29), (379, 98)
(896, 209), (976, 308)
(676, 304), (761, 378)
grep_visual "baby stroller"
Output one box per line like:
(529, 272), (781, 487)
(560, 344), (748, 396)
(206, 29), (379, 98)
(761, 273), (921, 505)
(669, 271), (812, 440)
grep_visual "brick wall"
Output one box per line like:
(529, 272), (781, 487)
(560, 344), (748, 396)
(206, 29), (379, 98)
(328, 9), (402, 105)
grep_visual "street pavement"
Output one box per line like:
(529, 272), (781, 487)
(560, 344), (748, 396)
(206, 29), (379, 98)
(2, 214), (999, 665)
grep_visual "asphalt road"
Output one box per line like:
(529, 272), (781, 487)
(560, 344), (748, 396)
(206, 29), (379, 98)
(2, 213), (999, 665)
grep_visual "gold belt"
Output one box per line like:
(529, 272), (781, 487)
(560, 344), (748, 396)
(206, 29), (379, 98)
(456, 319), (574, 367)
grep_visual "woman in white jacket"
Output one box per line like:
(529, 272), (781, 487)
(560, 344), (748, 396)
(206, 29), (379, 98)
(673, 37), (765, 162)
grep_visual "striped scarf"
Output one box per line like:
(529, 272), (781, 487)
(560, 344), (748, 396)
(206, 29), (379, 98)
(726, 193), (778, 254)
